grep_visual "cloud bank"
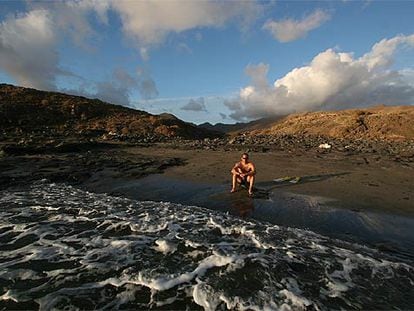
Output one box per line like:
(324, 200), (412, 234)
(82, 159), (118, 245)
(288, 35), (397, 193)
(225, 34), (414, 121)
(263, 9), (331, 43)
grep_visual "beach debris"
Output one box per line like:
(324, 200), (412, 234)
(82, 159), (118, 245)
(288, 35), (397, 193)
(274, 176), (292, 182)
(290, 176), (301, 184)
(319, 143), (332, 149)
(273, 176), (301, 184)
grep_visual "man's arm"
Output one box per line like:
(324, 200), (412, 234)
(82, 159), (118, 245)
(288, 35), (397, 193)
(246, 163), (256, 176)
(231, 163), (241, 175)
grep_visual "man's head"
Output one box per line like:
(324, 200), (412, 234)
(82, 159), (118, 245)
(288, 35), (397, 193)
(241, 152), (249, 162)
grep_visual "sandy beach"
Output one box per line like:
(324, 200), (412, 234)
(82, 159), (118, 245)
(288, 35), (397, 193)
(88, 144), (413, 215)
(2, 142), (412, 216)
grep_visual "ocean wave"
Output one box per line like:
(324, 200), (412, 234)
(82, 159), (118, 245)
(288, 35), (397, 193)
(0, 181), (413, 310)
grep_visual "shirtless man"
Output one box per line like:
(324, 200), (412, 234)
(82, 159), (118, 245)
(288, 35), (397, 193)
(231, 152), (256, 196)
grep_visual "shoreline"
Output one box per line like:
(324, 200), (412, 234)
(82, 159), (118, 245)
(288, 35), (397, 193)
(89, 173), (414, 260)
(1, 142), (413, 216)
(2, 180), (412, 310)
(1, 141), (414, 260)
(128, 145), (414, 216)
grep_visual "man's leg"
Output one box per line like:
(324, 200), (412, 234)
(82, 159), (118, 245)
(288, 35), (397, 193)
(231, 173), (238, 192)
(247, 175), (255, 195)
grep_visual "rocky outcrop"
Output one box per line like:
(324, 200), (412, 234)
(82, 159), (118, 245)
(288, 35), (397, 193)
(249, 106), (414, 141)
(0, 84), (221, 143)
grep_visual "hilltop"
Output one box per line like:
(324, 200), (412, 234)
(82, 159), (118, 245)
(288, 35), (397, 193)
(0, 84), (221, 143)
(245, 106), (414, 141)
(198, 115), (285, 134)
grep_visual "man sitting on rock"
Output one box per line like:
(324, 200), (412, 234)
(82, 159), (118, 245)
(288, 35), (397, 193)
(231, 152), (256, 196)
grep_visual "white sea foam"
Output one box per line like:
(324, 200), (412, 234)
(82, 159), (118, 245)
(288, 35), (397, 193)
(153, 239), (177, 254)
(193, 282), (222, 311)
(0, 181), (413, 310)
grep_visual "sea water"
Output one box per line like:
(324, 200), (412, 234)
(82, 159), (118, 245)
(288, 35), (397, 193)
(0, 181), (413, 310)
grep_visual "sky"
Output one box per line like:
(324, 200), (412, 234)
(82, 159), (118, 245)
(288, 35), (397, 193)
(0, 0), (413, 124)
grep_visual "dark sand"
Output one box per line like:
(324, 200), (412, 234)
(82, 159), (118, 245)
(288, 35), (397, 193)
(108, 145), (413, 216)
(2, 142), (412, 216)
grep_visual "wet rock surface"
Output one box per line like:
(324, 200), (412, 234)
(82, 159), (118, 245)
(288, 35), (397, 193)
(0, 144), (184, 190)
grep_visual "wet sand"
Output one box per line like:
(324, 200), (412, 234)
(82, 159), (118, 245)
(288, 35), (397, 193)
(1, 142), (413, 258)
(107, 145), (414, 216)
(81, 145), (414, 259)
(2, 142), (412, 216)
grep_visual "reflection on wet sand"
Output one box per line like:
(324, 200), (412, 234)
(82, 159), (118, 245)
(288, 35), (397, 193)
(106, 174), (414, 261)
(229, 195), (254, 218)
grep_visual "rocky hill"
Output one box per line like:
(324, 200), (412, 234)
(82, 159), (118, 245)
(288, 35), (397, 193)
(0, 84), (221, 142)
(198, 115), (285, 134)
(247, 106), (414, 141)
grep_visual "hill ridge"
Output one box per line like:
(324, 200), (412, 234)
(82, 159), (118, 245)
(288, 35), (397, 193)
(0, 84), (221, 141)
(247, 106), (414, 141)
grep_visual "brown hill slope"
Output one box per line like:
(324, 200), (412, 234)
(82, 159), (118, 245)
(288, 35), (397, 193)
(198, 115), (286, 134)
(0, 84), (220, 140)
(249, 106), (414, 141)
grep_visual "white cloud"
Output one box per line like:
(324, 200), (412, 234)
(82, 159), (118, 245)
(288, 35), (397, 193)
(263, 9), (331, 43)
(0, 1), (261, 92)
(0, 9), (58, 90)
(225, 34), (414, 121)
(181, 97), (207, 112)
(0, 1), (111, 90)
(36, 0), (262, 58)
(110, 0), (261, 53)
(245, 63), (270, 90)
(28, 0), (110, 50)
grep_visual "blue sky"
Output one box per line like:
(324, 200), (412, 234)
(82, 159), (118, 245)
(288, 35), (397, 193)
(0, 1), (413, 124)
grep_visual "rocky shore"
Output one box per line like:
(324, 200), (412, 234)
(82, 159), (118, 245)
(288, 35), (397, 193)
(3, 129), (413, 158)
(0, 141), (184, 190)
(176, 133), (413, 154)
(1, 130), (413, 191)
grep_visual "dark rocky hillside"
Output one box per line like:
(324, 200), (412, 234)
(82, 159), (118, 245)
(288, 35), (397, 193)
(0, 84), (221, 142)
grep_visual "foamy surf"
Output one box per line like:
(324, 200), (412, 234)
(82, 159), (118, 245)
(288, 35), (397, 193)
(0, 181), (413, 310)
